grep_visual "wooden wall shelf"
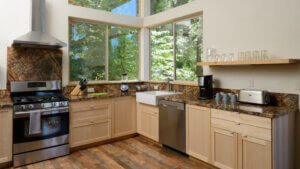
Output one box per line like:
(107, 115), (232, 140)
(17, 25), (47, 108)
(197, 59), (299, 66)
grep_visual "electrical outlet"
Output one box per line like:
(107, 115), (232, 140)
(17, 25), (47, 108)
(249, 79), (254, 88)
(87, 88), (95, 93)
(293, 81), (300, 90)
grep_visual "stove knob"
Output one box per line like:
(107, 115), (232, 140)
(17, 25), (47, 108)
(20, 105), (27, 110)
(28, 104), (34, 109)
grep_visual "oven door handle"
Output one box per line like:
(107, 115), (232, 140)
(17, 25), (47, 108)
(14, 107), (69, 118)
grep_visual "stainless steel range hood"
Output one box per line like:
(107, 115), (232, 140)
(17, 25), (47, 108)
(13, 0), (67, 48)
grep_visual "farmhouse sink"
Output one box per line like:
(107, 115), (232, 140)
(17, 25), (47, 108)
(136, 91), (181, 106)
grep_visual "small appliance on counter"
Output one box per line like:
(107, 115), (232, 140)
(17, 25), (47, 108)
(238, 89), (270, 105)
(120, 73), (129, 93)
(198, 75), (213, 100)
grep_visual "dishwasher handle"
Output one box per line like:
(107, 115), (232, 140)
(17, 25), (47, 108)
(159, 100), (185, 110)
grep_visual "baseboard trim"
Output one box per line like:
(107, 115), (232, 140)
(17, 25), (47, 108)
(138, 135), (163, 147)
(0, 161), (12, 169)
(189, 156), (217, 169)
(70, 133), (139, 152)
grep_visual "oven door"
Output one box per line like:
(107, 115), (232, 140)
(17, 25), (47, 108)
(13, 108), (69, 154)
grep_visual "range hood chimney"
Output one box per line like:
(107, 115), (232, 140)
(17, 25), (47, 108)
(13, 0), (67, 48)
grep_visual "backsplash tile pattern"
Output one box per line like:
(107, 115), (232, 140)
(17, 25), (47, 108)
(64, 82), (298, 108)
(7, 47), (62, 88)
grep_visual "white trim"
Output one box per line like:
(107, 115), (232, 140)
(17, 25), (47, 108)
(67, 4), (143, 28)
(143, 0), (203, 28)
(105, 25), (109, 81)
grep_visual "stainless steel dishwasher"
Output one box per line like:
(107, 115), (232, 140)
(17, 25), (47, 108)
(159, 100), (186, 153)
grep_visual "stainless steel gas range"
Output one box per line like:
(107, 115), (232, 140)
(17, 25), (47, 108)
(10, 81), (69, 167)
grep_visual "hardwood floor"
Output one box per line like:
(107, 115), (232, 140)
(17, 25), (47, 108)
(13, 136), (216, 169)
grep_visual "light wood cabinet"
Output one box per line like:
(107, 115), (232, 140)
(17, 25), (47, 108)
(112, 96), (136, 138)
(238, 135), (272, 169)
(71, 119), (111, 148)
(0, 108), (12, 163)
(137, 103), (159, 141)
(211, 127), (238, 169)
(210, 108), (273, 169)
(70, 99), (112, 148)
(186, 105), (211, 163)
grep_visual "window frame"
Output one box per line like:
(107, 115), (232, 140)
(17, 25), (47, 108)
(68, 0), (140, 17)
(68, 19), (140, 83)
(149, 15), (203, 82)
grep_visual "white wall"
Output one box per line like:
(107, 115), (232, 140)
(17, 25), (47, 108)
(145, 0), (300, 96)
(0, 0), (31, 89)
(1, 0), (300, 99)
(0, 0), (142, 89)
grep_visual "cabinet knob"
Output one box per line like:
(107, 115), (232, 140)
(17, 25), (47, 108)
(235, 122), (241, 125)
(242, 134), (247, 138)
(229, 131), (234, 135)
(90, 120), (94, 123)
(90, 105), (95, 108)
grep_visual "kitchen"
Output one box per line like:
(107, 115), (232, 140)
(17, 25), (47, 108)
(0, 0), (299, 169)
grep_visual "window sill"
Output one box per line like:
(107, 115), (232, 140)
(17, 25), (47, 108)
(143, 81), (198, 86)
(67, 80), (198, 87)
(67, 80), (142, 86)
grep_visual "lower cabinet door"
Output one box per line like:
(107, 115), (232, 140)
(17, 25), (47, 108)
(137, 103), (159, 141)
(70, 119), (111, 148)
(0, 109), (12, 163)
(113, 97), (136, 138)
(238, 135), (272, 169)
(211, 127), (238, 169)
(187, 105), (211, 162)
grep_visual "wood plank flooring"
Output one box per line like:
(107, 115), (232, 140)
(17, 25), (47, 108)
(13, 136), (216, 169)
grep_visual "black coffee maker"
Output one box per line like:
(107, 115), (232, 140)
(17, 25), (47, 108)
(198, 75), (213, 100)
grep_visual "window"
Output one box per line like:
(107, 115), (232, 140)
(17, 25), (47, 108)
(151, 0), (195, 15)
(69, 21), (106, 81)
(150, 16), (203, 81)
(69, 21), (139, 82)
(150, 24), (174, 80)
(109, 26), (139, 80)
(69, 0), (139, 16)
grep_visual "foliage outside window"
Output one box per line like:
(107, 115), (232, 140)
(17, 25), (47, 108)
(69, 21), (139, 82)
(150, 24), (174, 80)
(69, 0), (139, 16)
(150, 16), (203, 81)
(109, 26), (139, 80)
(70, 21), (106, 81)
(151, 0), (195, 15)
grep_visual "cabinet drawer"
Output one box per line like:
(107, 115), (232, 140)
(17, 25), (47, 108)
(70, 119), (111, 148)
(211, 118), (271, 141)
(138, 103), (159, 115)
(211, 109), (271, 129)
(70, 99), (111, 113)
(71, 107), (111, 123)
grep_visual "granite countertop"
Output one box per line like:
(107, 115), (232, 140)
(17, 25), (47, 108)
(158, 94), (298, 118)
(0, 98), (13, 109)
(66, 92), (136, 102)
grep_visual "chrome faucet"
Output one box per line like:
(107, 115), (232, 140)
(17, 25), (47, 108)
(167, 78), (171, 91)
(166, 78), (172, 92)
(160, 78), (173, 92)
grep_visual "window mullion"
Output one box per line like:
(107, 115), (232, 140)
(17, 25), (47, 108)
(106, 25), (109, 81)
(173, 23), (176, 81)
